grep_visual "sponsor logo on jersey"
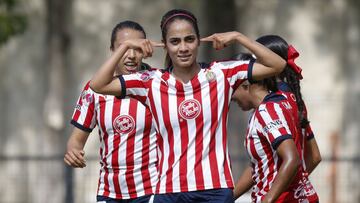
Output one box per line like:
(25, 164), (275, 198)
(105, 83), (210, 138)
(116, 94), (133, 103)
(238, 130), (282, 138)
(263, 119), (283, 133)
(113, 115), (135, 134)
(178, 99), (201, 120)
(75, 104), (81, 111)
(81, 90), (93, 104)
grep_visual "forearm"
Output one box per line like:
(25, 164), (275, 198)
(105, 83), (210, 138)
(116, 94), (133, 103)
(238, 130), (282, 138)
(235, 33), (286, 73)
(263, 158), (300, 202)
(233, 165), (254, 199)
(305, 139), (322, 174)
(89, 44), (129, 93)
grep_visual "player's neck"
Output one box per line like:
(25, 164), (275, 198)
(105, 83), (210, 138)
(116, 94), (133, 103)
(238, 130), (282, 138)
(251, 89), (268, 108)
(172, 62), (200, 83)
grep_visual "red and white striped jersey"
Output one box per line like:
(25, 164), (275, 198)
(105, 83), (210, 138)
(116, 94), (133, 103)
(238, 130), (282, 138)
(71, 82), (158, 199)
(118, 59), (255, 194)
(244, 92), (307, 203)
(278, 82), (318, 202)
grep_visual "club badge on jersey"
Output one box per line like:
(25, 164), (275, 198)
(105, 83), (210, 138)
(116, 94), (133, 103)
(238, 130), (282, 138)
(178, 99), (201, 120)
(113, 115), (135, 134)
(205, 70), (216, 82)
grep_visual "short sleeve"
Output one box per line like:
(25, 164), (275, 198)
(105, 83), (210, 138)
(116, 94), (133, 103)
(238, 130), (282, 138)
(256, 103), (293, 150)
(70, 82), (96, 132)
(212, 58), (255, 88)
(118, 70), (156, 104)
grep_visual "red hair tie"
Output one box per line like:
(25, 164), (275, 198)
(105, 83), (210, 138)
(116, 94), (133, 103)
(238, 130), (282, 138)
(287, 45), (303, 80)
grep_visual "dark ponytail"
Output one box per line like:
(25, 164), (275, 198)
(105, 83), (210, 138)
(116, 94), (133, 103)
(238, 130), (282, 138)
(256, 35), (309, 127)
(160, 9), (199, 69)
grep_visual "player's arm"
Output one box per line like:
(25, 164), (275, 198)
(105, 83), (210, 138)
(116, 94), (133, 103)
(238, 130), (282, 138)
(89, 39), (162, 96)
(261, 139), (301, 203)
(305, 138), (321, 174)
(233, 165), (254, 200)
(201, 32), (286, 81)
(64, 127), (90, 168)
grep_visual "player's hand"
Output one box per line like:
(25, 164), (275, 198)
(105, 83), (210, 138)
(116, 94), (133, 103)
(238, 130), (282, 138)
(201, 31), (241, 50)
(64, 149), (86, 168)
(122, 39), (164, 59)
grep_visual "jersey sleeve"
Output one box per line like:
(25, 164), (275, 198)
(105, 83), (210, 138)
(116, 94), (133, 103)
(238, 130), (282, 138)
(118, 70), (155, 104)
(213, 58), (255, 88)
(70, 81), (96, 132)
(256, 103), (293, 150)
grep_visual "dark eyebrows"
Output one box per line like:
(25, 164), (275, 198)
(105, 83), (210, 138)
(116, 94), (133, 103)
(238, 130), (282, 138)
(168, 34), (197, 41)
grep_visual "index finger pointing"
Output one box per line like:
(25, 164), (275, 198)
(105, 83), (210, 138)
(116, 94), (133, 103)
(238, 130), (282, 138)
(151, 41), (164, 47)
(200, 36), (214, 42)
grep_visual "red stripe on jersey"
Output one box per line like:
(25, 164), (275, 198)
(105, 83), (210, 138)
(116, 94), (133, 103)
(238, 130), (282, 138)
(159, 80), (175, 193)
(125, 100), (137, 198)
(72, 83), (89, 122)
(111, 98), (122, 199)
(72, 97), (82, 122)
(99, 96), (110, 197)
(175, 81), (189, 191)
(208, 80), (221, 188)
(221, 63), (248, 79)
(83, 97), (95, 128)
(191, 78), (205, 190)
(258, 129), (277, 193)
(140, 108), (153, 194)
(152, 77), (164, 194)
(248, 133), (265, 195)
(221, 78), (234, 188)
(126, 80), (144, 89)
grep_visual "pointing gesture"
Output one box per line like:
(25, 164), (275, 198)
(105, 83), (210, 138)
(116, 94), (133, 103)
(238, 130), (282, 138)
(122, 39), (164, 58)
(201, 31), (242, 50)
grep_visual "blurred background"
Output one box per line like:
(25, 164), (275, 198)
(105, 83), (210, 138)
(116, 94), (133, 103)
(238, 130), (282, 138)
(0, 0), (359, 202)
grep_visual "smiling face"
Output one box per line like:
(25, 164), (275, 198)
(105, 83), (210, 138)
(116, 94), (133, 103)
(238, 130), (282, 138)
(112, 28), (145, 75)
(164, 19), (199, 70)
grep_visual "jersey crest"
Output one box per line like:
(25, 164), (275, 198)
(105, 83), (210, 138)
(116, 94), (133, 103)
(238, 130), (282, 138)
(113, 115), (135, 134)
(178, 99), (201, 120)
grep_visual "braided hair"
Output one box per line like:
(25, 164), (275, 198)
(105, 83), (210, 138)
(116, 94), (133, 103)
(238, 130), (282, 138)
(256, 35), (309, 127)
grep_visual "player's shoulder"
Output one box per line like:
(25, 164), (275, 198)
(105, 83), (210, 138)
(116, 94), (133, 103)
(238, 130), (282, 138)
(257, 93), (287, 113)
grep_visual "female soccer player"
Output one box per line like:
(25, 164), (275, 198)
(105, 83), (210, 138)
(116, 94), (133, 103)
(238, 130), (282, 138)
(256, 35), (321, 202)
(231, 73), (307, 202)
(89, 9), (286, 203)
(64, 21), (158, 203)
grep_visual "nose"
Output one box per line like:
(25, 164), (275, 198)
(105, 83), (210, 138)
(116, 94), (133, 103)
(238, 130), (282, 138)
(128, 49), (136, 59)
(179, 41), (188, 52)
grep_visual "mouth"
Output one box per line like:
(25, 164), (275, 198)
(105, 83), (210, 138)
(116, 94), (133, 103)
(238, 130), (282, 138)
(124, 62), (138, 72)
(177, 54), (192, 62)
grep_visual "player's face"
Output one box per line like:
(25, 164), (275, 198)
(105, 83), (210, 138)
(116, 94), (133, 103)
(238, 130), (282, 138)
(231, 82), (253, 111)
(113, 28), (145, 75)
(165, 19), (199, 69)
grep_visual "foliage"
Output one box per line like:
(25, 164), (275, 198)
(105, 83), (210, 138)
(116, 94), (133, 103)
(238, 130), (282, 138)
(0, 0), (27, 45)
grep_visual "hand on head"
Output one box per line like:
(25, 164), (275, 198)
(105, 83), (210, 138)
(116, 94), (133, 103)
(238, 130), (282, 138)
(121, 39), (164, 59)
(201, 31), (241, 50)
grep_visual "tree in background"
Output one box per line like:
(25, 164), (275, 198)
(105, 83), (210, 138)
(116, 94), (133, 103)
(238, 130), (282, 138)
(0, 0), (27, 45)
